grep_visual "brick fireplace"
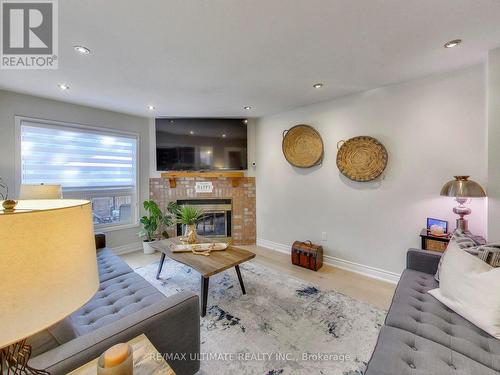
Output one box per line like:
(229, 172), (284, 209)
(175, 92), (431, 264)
(149, 177), (256, 244)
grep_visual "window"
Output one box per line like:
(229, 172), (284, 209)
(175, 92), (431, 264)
(19, 119), (138, 229)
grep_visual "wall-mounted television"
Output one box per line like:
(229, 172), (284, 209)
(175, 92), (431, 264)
(156, 118), (248, 171)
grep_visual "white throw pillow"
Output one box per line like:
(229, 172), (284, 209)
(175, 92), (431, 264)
(428, 240), (500, 339)
(434, 230), (481, 281)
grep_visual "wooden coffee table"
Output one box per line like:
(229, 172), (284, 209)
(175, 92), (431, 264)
(151, 236), (255, 317)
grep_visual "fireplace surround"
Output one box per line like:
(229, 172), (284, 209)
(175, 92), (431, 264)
(149, 177), (256, 244)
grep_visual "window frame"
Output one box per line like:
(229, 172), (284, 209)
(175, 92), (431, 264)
(15, 115), (140, 232)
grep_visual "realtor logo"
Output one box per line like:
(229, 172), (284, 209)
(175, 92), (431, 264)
(1, 0), (58, 69)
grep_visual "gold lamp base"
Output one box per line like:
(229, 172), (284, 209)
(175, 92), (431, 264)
(1, 340), (49, 375)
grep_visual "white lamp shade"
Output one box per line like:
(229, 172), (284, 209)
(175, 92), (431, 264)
(18, 184), (63, 199)
(0, 200), (98, 348)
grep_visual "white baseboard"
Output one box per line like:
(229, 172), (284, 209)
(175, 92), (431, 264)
(256, 238), (291, 254)
(324, 255), (400, 284)
(112, 242), (143, 255)
(256, 238), (400, 284)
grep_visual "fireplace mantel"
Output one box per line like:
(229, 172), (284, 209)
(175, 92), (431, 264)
(160, 171), (244, 188)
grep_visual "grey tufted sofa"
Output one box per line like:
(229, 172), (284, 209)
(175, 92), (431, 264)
(29, 234), (200, 375)
(365, 249), (500, 375)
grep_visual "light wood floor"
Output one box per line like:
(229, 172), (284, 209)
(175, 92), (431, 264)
(120, 244), (396, 310)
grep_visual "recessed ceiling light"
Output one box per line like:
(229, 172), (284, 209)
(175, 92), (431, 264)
(222, 134), (227, 138)
(444, 39), (462, 48)
(243, 106), (252, 110)
(313, 83), (324, 89)
(189, 130), (194, 135)
(169, 120), (175, 123)
(74, 45), (91, 55)
(58, 83), (70, 90)
(147, 105), (155, 111)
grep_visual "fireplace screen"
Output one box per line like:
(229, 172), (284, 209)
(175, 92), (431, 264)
(195, 211), (227, 237)
(176, 199), (232, 238)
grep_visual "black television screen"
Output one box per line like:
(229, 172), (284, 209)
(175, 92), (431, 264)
(156, 118), (248, 171)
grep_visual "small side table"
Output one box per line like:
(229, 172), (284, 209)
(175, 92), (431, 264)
(68, 334), (175, 375)
(420, 229), (451, 252)
(419, 229), (486, 252)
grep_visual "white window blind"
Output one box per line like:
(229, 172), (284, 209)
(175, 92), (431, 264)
(20, 120), (138, 229)
(21, 121), (137, 188)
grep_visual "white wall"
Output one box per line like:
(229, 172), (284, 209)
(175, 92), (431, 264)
(488, 48), (500, 242)
(0, 90), (151, 249)
(255, 65), (487, 277)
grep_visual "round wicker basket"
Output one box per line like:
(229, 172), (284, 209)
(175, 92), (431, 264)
(336, 136), (388, 181)
(282, 125), (324, 168)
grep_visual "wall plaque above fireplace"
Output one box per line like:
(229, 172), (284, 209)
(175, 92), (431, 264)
(195, 181), (213, 193)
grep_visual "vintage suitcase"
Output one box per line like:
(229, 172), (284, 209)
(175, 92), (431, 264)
(291, 240), (323, 271)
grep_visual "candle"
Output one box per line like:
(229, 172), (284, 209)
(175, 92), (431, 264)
(103, 343), (129, 368)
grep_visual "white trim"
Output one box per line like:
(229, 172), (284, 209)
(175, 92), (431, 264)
(15, 115), (140, 138)
(14, 115), (141, 230)
(14, 117), (22, 196)
(257, 238), (401, 284)
(324, 255), (401, 284)
(256, 238), (291, 253)
(112, 241), (143, 255)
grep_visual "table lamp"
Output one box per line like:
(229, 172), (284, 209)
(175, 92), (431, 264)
(18, 184), (63, 199)
(0, 200), (99, 374)
(440, 176), (486, 232)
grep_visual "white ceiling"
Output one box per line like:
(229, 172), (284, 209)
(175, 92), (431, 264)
(1, 0), (500, 118)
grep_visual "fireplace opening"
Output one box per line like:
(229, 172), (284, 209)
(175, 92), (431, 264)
(176, 199), (232, 238)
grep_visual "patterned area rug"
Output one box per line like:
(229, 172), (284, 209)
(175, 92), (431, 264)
(135, 258), (385, 375)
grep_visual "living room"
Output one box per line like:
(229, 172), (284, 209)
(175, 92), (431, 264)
(0, 1), (499, 374)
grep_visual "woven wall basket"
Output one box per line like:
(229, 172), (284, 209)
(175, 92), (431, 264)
(336, 136), (388, 181)
(282, 125), (324, 168)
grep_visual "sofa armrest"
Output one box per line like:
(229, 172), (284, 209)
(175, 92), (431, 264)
(406, 248), (442, 275)
(30, 292), (200, 375)
(94, 232), (106, 250)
